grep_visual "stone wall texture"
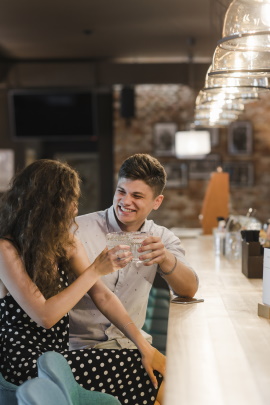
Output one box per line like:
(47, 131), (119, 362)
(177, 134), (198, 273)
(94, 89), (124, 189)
(113, 85), (270, 229)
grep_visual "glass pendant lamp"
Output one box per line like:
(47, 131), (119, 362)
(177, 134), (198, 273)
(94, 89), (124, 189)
(202, 84), (268, 96)
(194, 102), (240, 126)
(194, 113), (241, 128)
(210, 45), (270, 77)
(193, 117), (237, 127)
(195, 78), (246, 112)
(206, 63), (270, 87)
(219, 0), (270, 52)
(194, 93), (245, 127)
(195, 109), (240, 122)
(198, 65), (269, 101)
(196, 101), (245, 112)
(196, 88), (260, 105)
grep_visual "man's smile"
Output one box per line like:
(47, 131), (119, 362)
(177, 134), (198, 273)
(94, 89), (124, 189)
(119, 205), (136, 213)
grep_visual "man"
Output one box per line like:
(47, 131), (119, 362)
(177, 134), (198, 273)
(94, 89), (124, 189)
(69, 153), (198, 350)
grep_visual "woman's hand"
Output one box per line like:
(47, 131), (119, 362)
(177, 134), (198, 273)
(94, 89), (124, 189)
(92, 245), (132, 276)
(140, 345), (166, 388)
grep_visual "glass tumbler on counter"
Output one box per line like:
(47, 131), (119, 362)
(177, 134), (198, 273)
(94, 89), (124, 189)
(225, 231), (242, 261)
(106, 231), (152, 263)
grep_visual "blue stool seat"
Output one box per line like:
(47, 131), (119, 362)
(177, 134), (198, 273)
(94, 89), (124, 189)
(146, 306), (169, 319)
(150, 287), (170, 299)
(16, 377), (71, 405)
(0, 372), (18, 405)
(147, 295), (170, 309)
(37, 351), (121, 405)
(142, 318), (168, 334)
(142, 287), (170, 355)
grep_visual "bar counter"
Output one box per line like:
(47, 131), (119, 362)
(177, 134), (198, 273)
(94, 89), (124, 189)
(164, 235), (270, 405)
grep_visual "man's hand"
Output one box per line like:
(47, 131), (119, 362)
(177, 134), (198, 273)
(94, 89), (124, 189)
(137, 235), (167, 266)
(138, 234), (199, 297)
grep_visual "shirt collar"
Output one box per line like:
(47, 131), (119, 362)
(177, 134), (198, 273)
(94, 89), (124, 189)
(107, 206), (122, 232)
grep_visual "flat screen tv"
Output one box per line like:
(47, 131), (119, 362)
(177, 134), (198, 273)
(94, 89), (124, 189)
(8, 88), (97, 141)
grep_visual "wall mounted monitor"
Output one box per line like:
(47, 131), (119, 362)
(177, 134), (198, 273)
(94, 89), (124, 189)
(8, 88), (97, 141)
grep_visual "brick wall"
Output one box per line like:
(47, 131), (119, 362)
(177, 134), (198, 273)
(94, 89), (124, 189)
(113, 85), (270, 229)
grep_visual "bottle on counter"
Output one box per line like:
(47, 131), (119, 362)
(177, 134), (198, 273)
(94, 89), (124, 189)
(213, 216), (226, 256)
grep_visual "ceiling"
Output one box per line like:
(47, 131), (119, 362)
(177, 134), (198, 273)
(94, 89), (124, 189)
(0, 0), (230, 63)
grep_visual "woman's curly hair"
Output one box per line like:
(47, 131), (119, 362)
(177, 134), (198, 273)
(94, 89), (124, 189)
(0, 159), (81, 298)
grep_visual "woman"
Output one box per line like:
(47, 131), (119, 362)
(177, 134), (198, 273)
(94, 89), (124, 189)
(0, 159), (165, 405)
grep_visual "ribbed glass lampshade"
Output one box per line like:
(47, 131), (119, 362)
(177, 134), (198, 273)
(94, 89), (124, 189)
(196, 89), (260, 105)
(195, 100), (245, 113)
(210, 46), (270, 77)
(195, 110), (240, 123)
(193, 118), (236, 128)
(202, 85), (268, 96)
(206, 64), (270, 88)
(195, 83), (246, 110)
(219, 0), (270, 52)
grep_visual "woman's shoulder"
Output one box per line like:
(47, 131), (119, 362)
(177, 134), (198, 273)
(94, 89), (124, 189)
(66, 233), (81, 259)
(0, 237), (20, 293)
(0, 236), (14, 247)
(0, 237), (19, 256)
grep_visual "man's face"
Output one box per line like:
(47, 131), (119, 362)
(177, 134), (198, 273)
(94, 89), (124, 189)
(113, 177), (164, 232)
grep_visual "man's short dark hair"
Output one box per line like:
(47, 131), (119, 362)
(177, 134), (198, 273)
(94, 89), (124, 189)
(118, 154), (167, 196)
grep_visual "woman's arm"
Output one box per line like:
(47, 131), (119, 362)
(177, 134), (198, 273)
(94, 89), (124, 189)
(0, 238), (131, 329)
(69, 237), (166, 387)
(88, 280), (166, 387)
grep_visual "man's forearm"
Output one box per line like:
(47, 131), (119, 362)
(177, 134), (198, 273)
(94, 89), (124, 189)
(159, 250), (198, 297)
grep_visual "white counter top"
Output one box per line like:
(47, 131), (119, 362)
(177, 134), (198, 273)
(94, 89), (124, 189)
(164, 235), (270, 405)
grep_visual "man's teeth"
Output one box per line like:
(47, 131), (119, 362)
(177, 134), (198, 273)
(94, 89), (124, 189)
(121, 207), (134, 212)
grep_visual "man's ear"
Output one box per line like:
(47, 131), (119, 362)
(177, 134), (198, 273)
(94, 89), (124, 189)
(153, 195), (164, 210)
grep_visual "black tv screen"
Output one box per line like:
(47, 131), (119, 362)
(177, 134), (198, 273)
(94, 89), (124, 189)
(8, 89), (97, 141)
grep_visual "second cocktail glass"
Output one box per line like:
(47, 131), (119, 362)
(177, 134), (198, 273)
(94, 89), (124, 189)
(106, 231), (152, 263)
